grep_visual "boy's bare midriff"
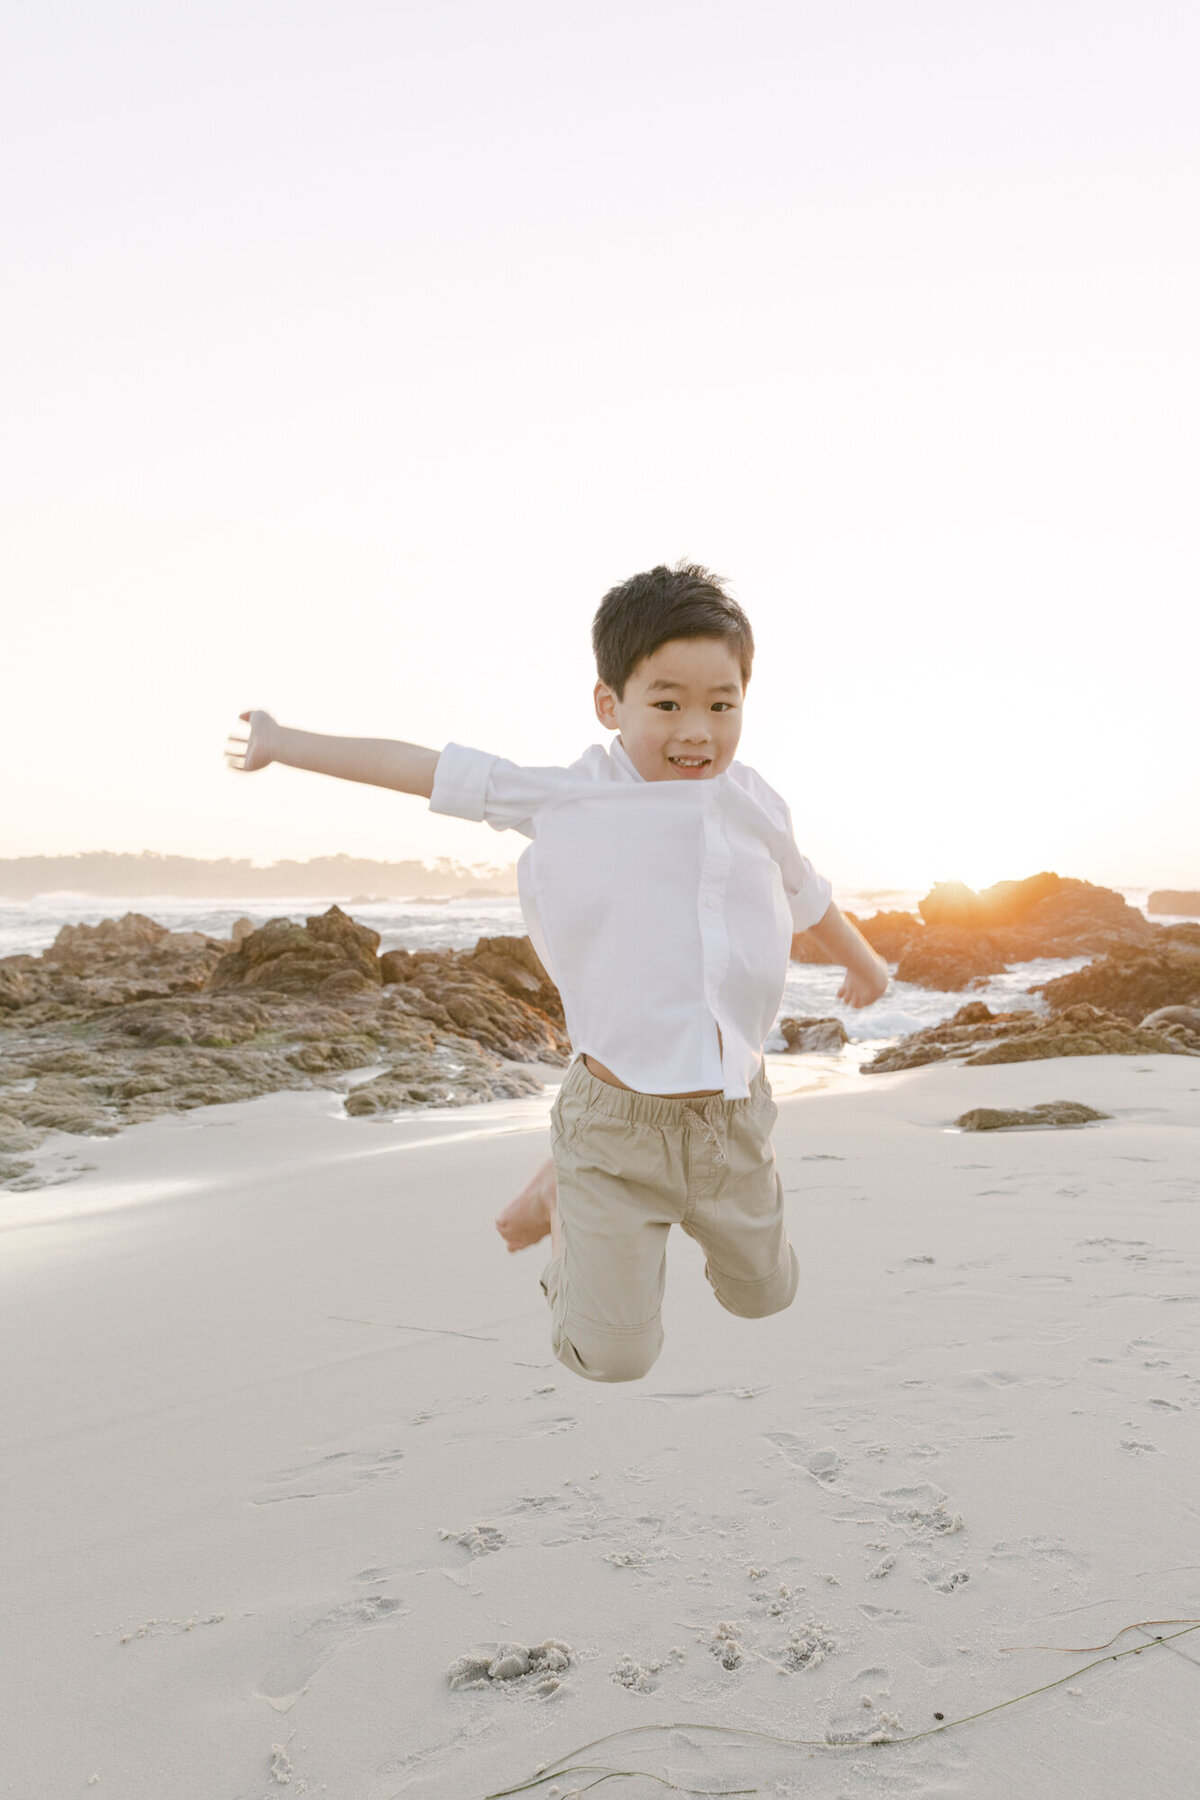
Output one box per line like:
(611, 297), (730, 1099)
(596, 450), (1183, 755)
(582, 1054), (723, 1097)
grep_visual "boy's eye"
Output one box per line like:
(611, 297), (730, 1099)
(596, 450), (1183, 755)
(652, 701), (736, 712)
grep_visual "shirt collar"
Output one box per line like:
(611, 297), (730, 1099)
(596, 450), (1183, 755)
(610, 737), (645, 783)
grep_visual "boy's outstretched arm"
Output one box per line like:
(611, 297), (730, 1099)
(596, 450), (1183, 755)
(225, 710), (439, 798)
(804, 902), (889, 1008)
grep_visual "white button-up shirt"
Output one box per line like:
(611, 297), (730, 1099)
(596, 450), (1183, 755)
(429, 737), (832, 1099)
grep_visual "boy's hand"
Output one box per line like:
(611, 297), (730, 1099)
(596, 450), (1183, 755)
(803, 903), (890, 1009)
(225, 709), (276, 774)
(837, 954), (889, 1010)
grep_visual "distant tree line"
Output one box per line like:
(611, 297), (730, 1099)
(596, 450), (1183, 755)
(0, 852), (519, 900)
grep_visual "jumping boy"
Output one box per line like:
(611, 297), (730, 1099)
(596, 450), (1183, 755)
(226, 562), (888, 1382)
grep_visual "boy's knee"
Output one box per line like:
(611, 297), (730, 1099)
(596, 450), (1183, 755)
(552, 1322), (663, 1384)
(707, 1247), (799, 1320)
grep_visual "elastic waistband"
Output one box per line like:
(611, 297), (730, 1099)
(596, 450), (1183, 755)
(560, 1054), (768, 1126)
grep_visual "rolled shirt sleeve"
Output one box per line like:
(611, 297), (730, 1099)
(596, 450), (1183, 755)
(779, 822), (834, 931)
(428, 743), (498, 825)
(730, 764), (833, 932)
(428, 742), (582, 839)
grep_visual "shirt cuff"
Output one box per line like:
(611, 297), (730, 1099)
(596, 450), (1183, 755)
(428, 742), (497, 823)
(788, 871), (834, 933)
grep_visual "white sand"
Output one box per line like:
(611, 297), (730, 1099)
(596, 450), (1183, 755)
(3, 1053), (1198, 1799)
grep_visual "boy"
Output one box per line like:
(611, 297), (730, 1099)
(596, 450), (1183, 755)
(226, 562), (887, 1382)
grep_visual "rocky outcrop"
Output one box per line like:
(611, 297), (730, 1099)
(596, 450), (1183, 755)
(894, 927), (1009, 992)
(987, 879), (1156, 959)
(915, 874), (1155, 970)
(208, 905), (384, 997)
(1031, 940), (1200, 1023)
(1148, 891), (1200, 916)
(919, 872), (1061, 931)
(863, 1000), (1200, 1074)
(791, 874), (1158, 990)
(0, 909), (571, 1189)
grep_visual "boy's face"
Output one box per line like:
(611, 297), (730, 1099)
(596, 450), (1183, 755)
(594, 635), (745, 782)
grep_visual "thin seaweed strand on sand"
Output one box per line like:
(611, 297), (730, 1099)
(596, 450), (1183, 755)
(482, 1616), (1200, 1799)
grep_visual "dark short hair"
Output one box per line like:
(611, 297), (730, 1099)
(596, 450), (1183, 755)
(591, 560), (754, 698)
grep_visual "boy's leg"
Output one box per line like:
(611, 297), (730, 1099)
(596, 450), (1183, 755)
(681, 1072), (799, 1319)
(539, 1060), (680, 1383)
(496, 1157), (559, 1253)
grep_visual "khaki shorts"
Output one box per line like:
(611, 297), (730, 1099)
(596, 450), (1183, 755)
(541, 1055), (799, 1383)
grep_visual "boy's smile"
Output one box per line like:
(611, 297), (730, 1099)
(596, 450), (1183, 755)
(594, 636), (745, 783)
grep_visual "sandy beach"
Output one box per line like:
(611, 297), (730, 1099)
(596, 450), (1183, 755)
(3, 1051), (1198, 1799)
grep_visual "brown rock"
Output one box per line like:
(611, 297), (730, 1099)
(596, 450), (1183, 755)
(921, 872), (1064, 930)
(0, 1112), (40, 1153)
(1142, 1005), (1200, 1033)
(864, 1000), (1200, 1074)
(956, 1102), (1110, 1130)
(1148, 890), (1200, 915)
(343, 1060), (545, 1114)
(207, 906), (383, 998)
(46, 912), (170, 960)
(1032, 943), (1200, 1023)
(0, 967), (37, 1011)
(464, 934), (561, 1016)
(780, 1016), (849, 1053)
(19, 1075), (110, 1136)
(918, 874), (1153, 960)
(894, 926), (1010, 991)
(964, 1004), (1200, 1064)
(1161, 922), (1200, 948)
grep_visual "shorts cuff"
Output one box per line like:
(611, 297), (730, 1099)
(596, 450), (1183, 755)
(705, 1245), (799, 1319)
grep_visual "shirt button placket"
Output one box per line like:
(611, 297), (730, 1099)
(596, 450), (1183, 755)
(699, 789), (732, 1091)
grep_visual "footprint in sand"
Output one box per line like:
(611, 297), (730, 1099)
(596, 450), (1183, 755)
(612, 1652), (664, 1691)
(446, 1639), (572, 1697)
(253, 1444), (406, 1505)
(780, 1619), (838, 1671)
(439, 1523), (506, 1557)
(257, 1594), (405, 1710)
(878, 1484), (964, 1538)
(923, 1566), (970, 1593)
(859, 1603), (906, 1625)
(873, 1484), (968, 1591)
(989, 1535), (1088, 1576)
(764, 1433), (844, 1483)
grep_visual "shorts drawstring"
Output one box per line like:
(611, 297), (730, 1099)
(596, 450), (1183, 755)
(683, 1106), (727, 1166)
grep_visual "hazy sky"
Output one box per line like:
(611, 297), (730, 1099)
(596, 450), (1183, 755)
(4, 1), (1197, 892)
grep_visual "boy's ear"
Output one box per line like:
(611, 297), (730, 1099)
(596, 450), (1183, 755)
(593, 679), (619, 731)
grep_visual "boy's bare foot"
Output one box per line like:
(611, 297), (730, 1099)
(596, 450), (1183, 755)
(496, 1156), (558, 1253)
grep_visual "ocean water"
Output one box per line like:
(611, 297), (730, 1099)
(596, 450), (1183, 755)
(5, 883), (1185, 1068)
